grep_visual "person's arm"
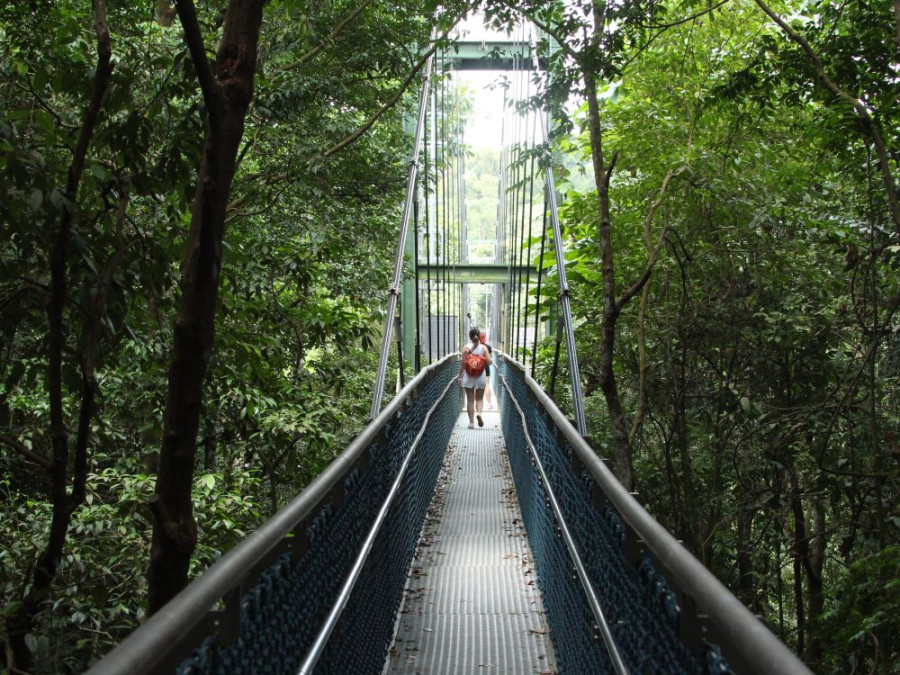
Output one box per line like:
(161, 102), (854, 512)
(484, 344), (493, 365)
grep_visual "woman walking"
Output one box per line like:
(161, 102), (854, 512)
(458, 327), (493, 429)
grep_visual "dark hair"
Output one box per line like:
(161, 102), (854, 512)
(468, 327), (480, 347)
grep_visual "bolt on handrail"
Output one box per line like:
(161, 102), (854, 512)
(297, 374), (458, 674)
(497, 357), (629, 675)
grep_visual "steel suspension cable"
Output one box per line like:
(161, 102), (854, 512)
(501, 96), (511, 349)
(414, 186), (422, 373)
(447, 59), (454, 352)
(437, 61), (444, 360)
(443, 58), (451, 355)
(531, 187), (550, 377)
(515, 138), (527, 361)
(495, 85), (508, 348)
(441, 58), (450, 357)
(424, 81), (433, 365)
(506, 143), (518, 352)
(529, 27), (587, 435)
(370, 34), (438, 418)
(522, 112), (538, 364)
(514, 42), (531, 362)
(506, 50), (522, 353)
(441, 59), (447, 357)
(455, 67), (461, 346)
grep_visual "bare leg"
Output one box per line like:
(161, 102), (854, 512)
(465, 387), (475, 425)
(485, 377), (492, 406)
(475, 388), (485, 426)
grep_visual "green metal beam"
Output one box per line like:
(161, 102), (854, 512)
(417, 263), (538, 284)
(448, 41), (547, 70)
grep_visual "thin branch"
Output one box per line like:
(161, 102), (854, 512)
(320, 30), (450, 159)
(0, 433), (52, 471)
(628, 168), (679, 445)
(621, 26), (667, 72)
(174, 0), (220, 123)
(616, 169), (680, 310)
(11, 78), (72, 130)
(226, 180), (292, 223)
(603, 150), (618, 192)
(638, 0), (732, 30)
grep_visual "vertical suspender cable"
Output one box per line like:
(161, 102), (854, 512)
(455, 64), (459, 343)
(370, 34), (437, 419)
(446, 63), (453, 352)
(531, 187), (549, 377)
(523, 106), (539, 362)
(442, 60), (450, 357)
(496, 86), (507, 349)
(515, 97), (530, 362)
(501, 96), (511, 348)
(432, 67), (439, 358)
(507, 48), (521, 354)
(514, 40), (530, 361)
(414, 192), (421, 373)
(507, 30), (516, 355)
(529, 28), (587, 435)
(514, 144), (526, 361)
(506, 141), (517, 352)
(424, 81), (433, 365)
(436, 63), (443, 360)
(440, 60), (449, 357)
(522, 120), (538, 363)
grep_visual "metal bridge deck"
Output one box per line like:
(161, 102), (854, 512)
(385, 410), (557, 674)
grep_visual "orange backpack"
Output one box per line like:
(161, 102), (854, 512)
(463, 351), (487, 377)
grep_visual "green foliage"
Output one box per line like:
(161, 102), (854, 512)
(1, 0), (442, 669)
(517, 0), (900, 668)
(820, 546), (900, 672)
(0, 463), (262, 670)
(2, 0), (898, 671)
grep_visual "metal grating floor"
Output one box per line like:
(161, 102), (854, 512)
(384, 410), (557, 674)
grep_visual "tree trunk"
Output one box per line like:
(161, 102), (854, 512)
(4, 3), (112, 669)
(789, 469), (807, 656)
(804, 493), (825, 666)
(148, 0), (266, 614)
(674, 329), (698, 554)
(583, 71), (634, 490)
(736, 505), (756, 610)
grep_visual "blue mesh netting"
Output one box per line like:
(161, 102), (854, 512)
(498, 360), (734, 675)
(176, 359), (461, 675)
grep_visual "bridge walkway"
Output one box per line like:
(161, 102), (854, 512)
(385, 410), (557, 674)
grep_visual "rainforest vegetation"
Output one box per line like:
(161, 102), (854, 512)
(1, 0), (898, 672)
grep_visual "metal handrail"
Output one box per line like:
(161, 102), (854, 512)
(497, 360), (629, 675)
(500, 355), (813, 675)
(88, 353), (459, 675)
(297, 374), (458, 674)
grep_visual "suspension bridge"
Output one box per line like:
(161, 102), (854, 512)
(87, 26), (812, 675)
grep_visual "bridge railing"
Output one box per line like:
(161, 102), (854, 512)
(89, 354), (461, 675)
(497, 354), (812, 675)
